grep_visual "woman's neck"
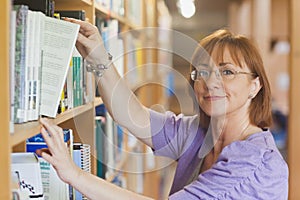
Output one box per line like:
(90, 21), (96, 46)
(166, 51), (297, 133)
(210, 115), (262, 150)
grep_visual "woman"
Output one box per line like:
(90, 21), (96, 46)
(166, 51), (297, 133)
(37, 19), (288, 199)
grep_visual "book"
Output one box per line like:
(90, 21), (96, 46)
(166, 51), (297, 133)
(13, 0), (54, 17)
(11, 8), (80, 123)
(66, 59), (74, 110)
(39, 15), (79, 118)
(24, 10), (35, 122)
(73, 143), (91, 200)
(55, 10), (86, 21)
(95, 117), (107, 179)
(13, 5), (28, 124)
(72, 48), (83, 107)
(11, 152), (44, 200)
(10, 9), (17, 131)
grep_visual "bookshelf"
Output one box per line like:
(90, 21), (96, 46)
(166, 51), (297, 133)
(0, 0), (10, 199)
(1, 0), (170, 199)
(288, 0), (300, 199)
(12, 102), (95, 146)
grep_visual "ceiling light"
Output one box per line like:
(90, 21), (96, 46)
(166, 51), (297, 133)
(177, 0), (196, 19)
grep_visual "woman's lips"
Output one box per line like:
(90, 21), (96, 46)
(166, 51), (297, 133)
(203, 95), (226, 101)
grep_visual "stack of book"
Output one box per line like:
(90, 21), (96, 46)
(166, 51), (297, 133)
(10, 5), (79, 124)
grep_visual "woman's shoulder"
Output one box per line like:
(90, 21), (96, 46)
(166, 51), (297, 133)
(218, 130), (288, 173)
(149, 109), (201, 131)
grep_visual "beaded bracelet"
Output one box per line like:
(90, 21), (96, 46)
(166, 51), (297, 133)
(85, 53), (113, 77)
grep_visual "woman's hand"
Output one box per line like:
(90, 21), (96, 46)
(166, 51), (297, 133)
(36, 118), (81, 184)
(64, 18), (109, 65)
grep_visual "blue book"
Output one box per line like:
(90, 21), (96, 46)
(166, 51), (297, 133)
(26, 129), (73, 154)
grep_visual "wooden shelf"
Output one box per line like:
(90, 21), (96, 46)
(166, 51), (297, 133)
(80, 0), (92, 5)
(94, 97), (103, 107)
(94, 3), (141, 29)
(11, 102), (94, 147)
(1, 0), (162, 199)
(56, 0), (92, 6)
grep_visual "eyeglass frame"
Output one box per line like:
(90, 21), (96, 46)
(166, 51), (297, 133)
(190, 63), (257, 81)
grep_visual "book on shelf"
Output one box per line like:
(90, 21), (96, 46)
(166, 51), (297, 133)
(11, 169), (31, 200)
(59, 46), (94, 113)
(10, 9), (17, 132)
(95, 0), (125, 16)
(126, 0), (142, 26)
(11, 5), (79, 123)
(54, 9), (95, 113)
(13, 0), (55, 17)
(55, 10), (86, 21)
(11, 152), (44, 200)
(26, 129), (74, 200)
(73, 143), (91, 200)
(72, 48), (83, 108)
(103, 111), (125, 180)
(95, 116), (107, 179)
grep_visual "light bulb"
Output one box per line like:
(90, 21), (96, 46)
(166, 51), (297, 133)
(177, 0), (196, 19)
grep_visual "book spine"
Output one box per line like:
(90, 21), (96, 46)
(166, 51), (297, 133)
(95, 118), (107, 179)
(79, 56), (83, 106)
(72, 55), (77, 107)
(25, 10), (34, 121)
(10, 10), (17, 131)
(33, 11), (45, 120)
(67, 59), (74, 109)
(13, 5), (29, 123)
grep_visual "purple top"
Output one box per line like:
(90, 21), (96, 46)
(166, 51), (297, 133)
(150, 110), (289, 200)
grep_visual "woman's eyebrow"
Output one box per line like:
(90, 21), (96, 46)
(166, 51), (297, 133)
(198, 63), (212, 68)
(218, 62), (232, 66)
(198, 63), (210, 67)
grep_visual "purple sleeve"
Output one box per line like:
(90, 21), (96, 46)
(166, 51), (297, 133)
(150, 109), (201, 160)
(169, 141), (289, 200)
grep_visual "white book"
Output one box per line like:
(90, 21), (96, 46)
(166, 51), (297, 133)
(31, 12), (45, 121)
(10, 10), (16, 132)
(72, 143), (91, 200)
(12, 10), (79, 123)
(11, 153), (44, 200)
(66, 59), (74, 109)
(39, 158), (70, 200)
(25, 10), (35, 121)
(39, 16), (80, 117)
(105, 113), (115, 179)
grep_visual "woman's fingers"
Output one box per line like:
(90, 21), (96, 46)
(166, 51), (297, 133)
(64, 17), (97, 37)
(40, 118), (57, 136)
(36, 148), (51, 156)
(39, 118), (65, 149)
(75, 41), (88, 58)
(40, 125), (53, 147)
(77, 32), (92, 48)
(36, 148), (54, 165)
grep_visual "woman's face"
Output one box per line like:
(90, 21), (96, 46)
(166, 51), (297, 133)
(193, 47), (257, 118)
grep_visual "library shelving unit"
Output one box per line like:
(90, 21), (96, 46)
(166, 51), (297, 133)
(1, 0), (171, 199)
(288, 0), (300, 199)
(1, 1), (10, 199)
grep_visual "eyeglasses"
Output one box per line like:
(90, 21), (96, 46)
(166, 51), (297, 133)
(190, 64), (257, 81)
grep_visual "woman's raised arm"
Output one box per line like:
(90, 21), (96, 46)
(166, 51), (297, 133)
(65, 18), (153, 147)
